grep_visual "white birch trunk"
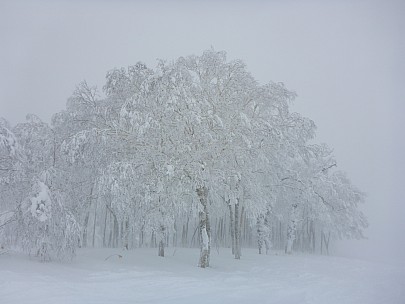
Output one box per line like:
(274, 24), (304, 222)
(285, 204), (298, 254)
(197, 187), (210, 268)
(257, 214), (265, 254)
(123, 218), (129, 250)
(264, 211), (272, 254)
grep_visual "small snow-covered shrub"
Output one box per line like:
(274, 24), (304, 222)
(18, 179), (80, 261)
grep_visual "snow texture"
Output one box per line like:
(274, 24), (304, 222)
(201, 227), (209, 250)
(1, 248), (404, 304)
(29, 181), (52, 222)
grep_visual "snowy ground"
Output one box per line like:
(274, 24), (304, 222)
(1, 247), (404, 304)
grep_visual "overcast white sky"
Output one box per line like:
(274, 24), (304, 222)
(1, 0), (404, 263)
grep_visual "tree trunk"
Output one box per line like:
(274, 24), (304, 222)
(82, 211), (90, 248)
(219, 217), (224, 247)
(113, 212), (119, 248)
(102, 207), (108, 247)
(311, 221), (316, 253)
(321, 229), (323, 254)
(92, 201), (98, 248)
(139, 222), (145, 248)
(285, 204), (298, 254)
(197, 187), (210, 268)
(257, 214), (265, 254)
(322, 231), (330, 255)
(228, 201), (235, 255)
(83, 185), (94, 248)
(182, 216), (189, 247)
(234, 200), (241, 259)
(156, 225), (165, 257)
(264, 210), (272, 254)
(158, 239), (165, 257)
(172, 220), (177, 247)
(198, 211), (209, 267)
(123, 218), (129, 250)
(239, 206), (245, 255)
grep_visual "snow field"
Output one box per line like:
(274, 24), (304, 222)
(1, 248), (404, 304)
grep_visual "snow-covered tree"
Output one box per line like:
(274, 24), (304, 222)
(1, 49), (368, 265)
(17, 174), (80, 261)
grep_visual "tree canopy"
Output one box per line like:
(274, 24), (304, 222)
(0, 50), (367, 264)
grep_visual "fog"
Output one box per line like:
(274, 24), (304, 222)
(1, 0), (404, 264)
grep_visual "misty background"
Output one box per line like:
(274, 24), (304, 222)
(1, 0), (404, 264)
